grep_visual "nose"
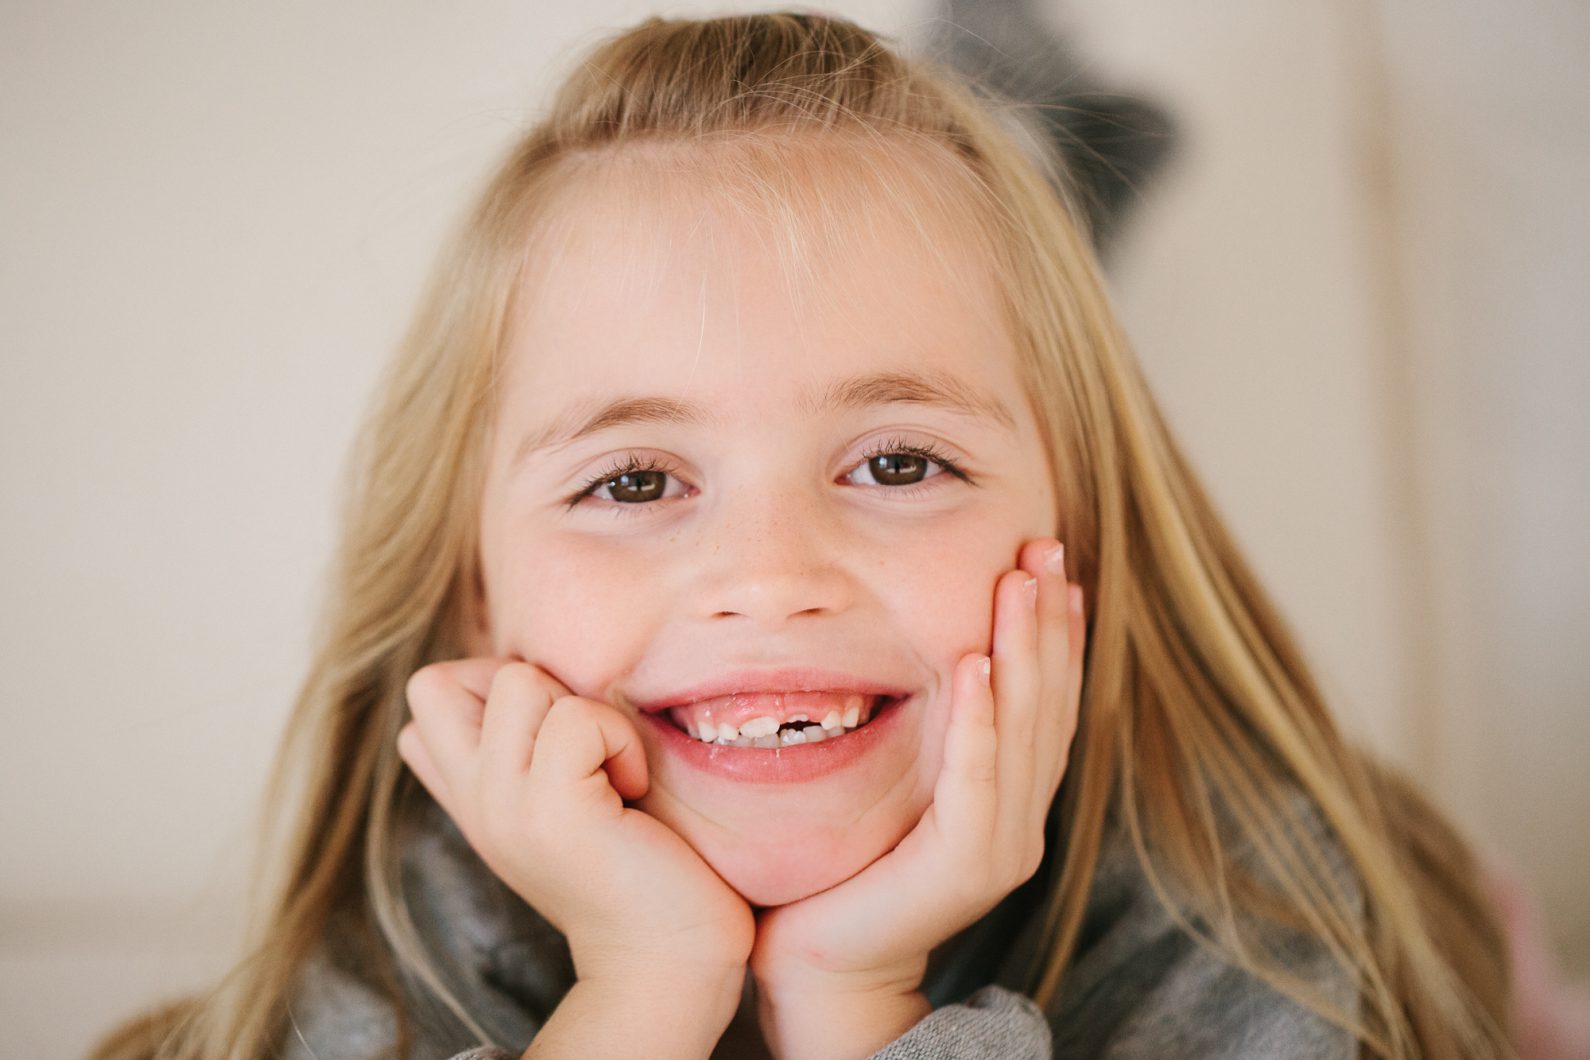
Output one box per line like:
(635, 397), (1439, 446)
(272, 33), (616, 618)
(687, 487), (855, 626)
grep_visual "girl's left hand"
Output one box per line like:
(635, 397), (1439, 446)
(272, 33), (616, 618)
(750, 538), (1087, 1060)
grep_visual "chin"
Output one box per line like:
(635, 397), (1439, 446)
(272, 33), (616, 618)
(683, 815), (911, 908)
(719, 852), (853, 907)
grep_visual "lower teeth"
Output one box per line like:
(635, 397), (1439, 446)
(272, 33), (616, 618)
(712, 722), (842, 748)
(691, 719), (857, 748)
(670, 697), (891, 748)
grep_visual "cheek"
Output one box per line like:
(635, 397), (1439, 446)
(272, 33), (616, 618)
(873, 512), (1030, 665)
(487, 536), (663, 691)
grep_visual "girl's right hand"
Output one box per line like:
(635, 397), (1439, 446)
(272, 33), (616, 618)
(399, 659), (755, 1001)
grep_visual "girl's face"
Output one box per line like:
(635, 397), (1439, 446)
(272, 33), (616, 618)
(472, 151), (1058, 905)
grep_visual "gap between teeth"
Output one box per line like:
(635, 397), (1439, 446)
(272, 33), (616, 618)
(676, 702), (875, 748)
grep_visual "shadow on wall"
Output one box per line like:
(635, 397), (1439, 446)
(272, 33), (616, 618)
(923, 0), (1176, 255)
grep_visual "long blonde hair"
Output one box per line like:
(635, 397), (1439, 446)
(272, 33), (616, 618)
(95, 13), (1508, 1058)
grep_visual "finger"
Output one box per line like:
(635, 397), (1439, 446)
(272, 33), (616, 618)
(1057, 584), (1087, 773)
(421, 656), (574, 705)
(478, 662), (557, 806)
(397, 720), (452, 808)
(404, 663), (490, 788)
(990, 565), (1040, 830)
(1034, 580), (1086, 805)
(529, 696), (651, 806)
(1022, 540), (1075, 804)
(931, 652), (999, 848)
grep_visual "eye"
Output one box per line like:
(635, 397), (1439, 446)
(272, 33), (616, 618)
(843, 440), (970, 488)
(601, 468), (670, 502)
(567, 455), (688, 508)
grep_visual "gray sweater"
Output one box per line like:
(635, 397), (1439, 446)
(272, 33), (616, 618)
(281, 797), (1357, 1059)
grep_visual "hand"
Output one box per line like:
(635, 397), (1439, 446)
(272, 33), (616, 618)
(398, 659), (755, 1005)
(749, 539), (1087, 1060)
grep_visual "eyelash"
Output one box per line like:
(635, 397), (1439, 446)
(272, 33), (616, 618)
(563, 438), (973, 510)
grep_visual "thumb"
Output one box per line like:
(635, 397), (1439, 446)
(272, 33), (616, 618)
(534, 696), (651, 802)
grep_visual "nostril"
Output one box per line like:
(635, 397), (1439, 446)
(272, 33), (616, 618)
(696, 568), (855, 624)
(710, 605), (829, 620)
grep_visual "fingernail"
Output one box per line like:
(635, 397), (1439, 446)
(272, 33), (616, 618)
(977, 656), (991, 685)
(1023, 576), (1038, 608)
(1043, 542), (1065, 576)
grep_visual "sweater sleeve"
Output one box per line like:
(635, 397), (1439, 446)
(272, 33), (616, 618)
(871, 794), (1360, 1060)
(1044, 805), (1359, 1058)
(867, 920), (1356, 1060)
(278, 799), (568, 1060)
(869, 985), (1053, 1058)
(1044, 909), (1357, 1058)
(866, 909), (1354, 1060)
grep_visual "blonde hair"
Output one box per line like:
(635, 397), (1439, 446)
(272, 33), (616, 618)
(95, 12), (1509, 1059)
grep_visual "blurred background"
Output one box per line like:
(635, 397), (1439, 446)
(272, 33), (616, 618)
(2, 1), (1585, 1054)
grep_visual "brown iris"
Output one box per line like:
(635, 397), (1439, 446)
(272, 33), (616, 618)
(606, 469), (668, 502)
(867, 452), (929, 485)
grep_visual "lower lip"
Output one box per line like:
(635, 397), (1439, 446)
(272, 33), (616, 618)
(638, 696), (911, 784)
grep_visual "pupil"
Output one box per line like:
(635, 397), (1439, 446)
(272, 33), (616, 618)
(871, 453), (927, 485)
(609, 470), (665, 502)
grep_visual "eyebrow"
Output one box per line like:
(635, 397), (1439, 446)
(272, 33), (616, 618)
(512, 369), (1018, 466)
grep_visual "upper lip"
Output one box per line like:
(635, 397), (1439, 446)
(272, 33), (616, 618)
(628, 668), (912, 714)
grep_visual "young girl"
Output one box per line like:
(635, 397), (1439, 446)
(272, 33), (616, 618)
(96, 12), (1511, 1059)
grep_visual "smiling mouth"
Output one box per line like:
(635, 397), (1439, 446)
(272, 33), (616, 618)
(664, 691), (898, 748)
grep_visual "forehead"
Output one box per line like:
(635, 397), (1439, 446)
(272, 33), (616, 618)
(502, 137), (1019, 410)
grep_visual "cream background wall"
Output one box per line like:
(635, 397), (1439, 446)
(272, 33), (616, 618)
(1066, 0), (1590, 977)
(1365, 0), (1590, 967)
(2, 2), (1584, 1054)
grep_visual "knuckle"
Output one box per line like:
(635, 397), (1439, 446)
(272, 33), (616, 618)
(405, 664), (450, 709)
(531, 665), (575, 700)
(549, 694), (602, 727)
(965, 760), (998, 786)
(501, 661), (571, 700)
(489, 660), (536, 699)
(540, 695), (578, 729)
(396, 723), (421, 759)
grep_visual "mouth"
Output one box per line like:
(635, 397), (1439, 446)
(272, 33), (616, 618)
(637, 689), (915, 785)
(628, 671), (916, 782)
(663, 691), (902, 748)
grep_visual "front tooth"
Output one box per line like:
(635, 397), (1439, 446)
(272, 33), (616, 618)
(786, 713), (809, 724)
(842, 700), (861, 729)
(715, 721), (739, 744)
(803, 725), (827, 743)
(752, 734), (780, 749)
(698, 719), (717, 743)
(739, 716), (779, 739)
(820, 711), (842, 731)
(778, 727), (806, 746)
